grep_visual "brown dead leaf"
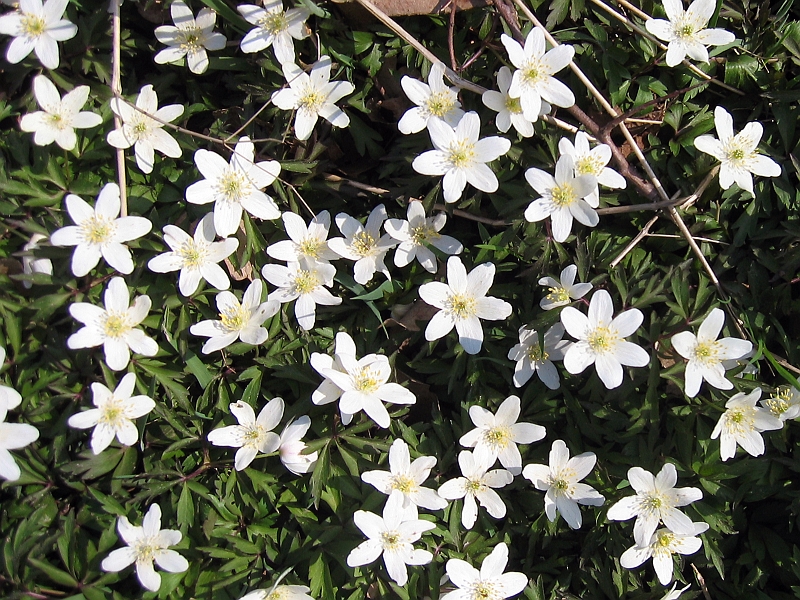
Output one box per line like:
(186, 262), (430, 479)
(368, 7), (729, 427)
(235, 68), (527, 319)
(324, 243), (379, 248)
(386, 300), (439, 331)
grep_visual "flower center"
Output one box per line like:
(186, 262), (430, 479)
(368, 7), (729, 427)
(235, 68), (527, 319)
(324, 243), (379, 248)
(266, 589), (288, 600)
(391, 474), (417, 494)
(445, 292), (476, 319)
(293, 269), (320, 295)
(99, 397), (126, 428)
(466, 478), (485, 493)
(48, 112), (68, 129)
(521, 58), (546, 87)
(504, 95), (523, 114)
(132, 537), (160, 564)
(218, 169), (249, 204)
(180, 28), (203, 51)
(353, 366), (381, 393)
(726, 406), (756, 434)
(587, 326), (616, 353)
(242, 425), (265, 446)
(21, 13), (46, 37)
(655, 530), (675, 548)
(692, 340), (720, 365)
(527, 343), (549, 363)
(351, 231), (376, 257)
(447, 140), (476, 168)
(410, 224), (439, 245)
(219, 305), (250, 332)
(546, 286), (571, 304)
(472, 582), (499, 600)
(381, 530), (402, 550)
(132, 120), (150, 138)
(298, 88), (326, 114)
(483, 425), (512, 450)
(298, 236), (321, 258)
(641, 492), (665, 514)
(676, 21), (696, 39)
(575, 155), (603, 176)
(551, 183), (577, 207)
(725, 144), (750, 165)
(259, 10), (288, 35)
(765, 388), (793, 417)
(178, 241), (208, 268)
(425, 91), (456, 118)
(103, 313), (131, 339)
(81, 216), (116, 245)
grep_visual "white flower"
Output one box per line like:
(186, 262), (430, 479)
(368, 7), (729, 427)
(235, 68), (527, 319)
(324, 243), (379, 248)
(67, 277), (158, 371)
(266, 210), (338, 268)
(558, 132), (626, 206)
(154, 0), (225, 74)
(319, 350), (416, 429)
(440, 542), (528, 600)
(207, 398), (283, 471)
(49, 183), (152, 277)
(309, 331), (357, 424)
(107, 84), (184, 174)
(384, 200), (462, 273)
(271, 55), (355, 141)
(239, 585), (315, 600)
(760, 386), (800, 422)
(670, 307), (753, 398)
(21, 232), (53, 289)
(522, 439), (604, 529)
(0, 382), (21, 412)
(190, 279), (280, 354)
(347, 491), (434, 586)
(620, 522), (708, 586)
(0, 0), (77, 69)
(412, 111), (511, 204)
(186, 136), (281, 237)
(500, 29), (575, 120)
(67, 373), (154, 455)
(711, 388), (783, 461)
(694, 106), (781, 195)
(524, 155), (598, 243)
(538, 264), (592, 311)
(459, 395), (545, 475)
(508, 324), (572, 389)
(645, 0), (735, 67)
(238, 0), (310, 64)
(437, 450), (513, 530)
(278, 415), (317, 475)
(481, 66), (542, 138)
(398, 61), (464, 134)
(101, 504), (188, 592)
(262, 261), (340, 330)
(418, 256), (512, 355)
(606, 463), (703, 546)
(662, 583), (691, 600)
(20, 75), (101, 150)
(560, 289), (649, 389)
(147, 213), (238, 296)
(328, 205), (397, 285)
(0, 405), (39, 481)
(361, 438), (447, 518)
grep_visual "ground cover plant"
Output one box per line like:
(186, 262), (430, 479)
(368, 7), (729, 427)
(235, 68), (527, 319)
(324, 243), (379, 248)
(1, 0), (800, 598)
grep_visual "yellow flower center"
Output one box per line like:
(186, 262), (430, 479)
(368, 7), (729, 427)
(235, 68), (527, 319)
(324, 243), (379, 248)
(446, 293), (476, 319)
(726, 406), (756, 435)
(472, 582), (498, 600)
(765, 388), (793, 417)
(504, 95), (523, 114)
(132, 538), (159, 563)
(447, 140), (475, 168)
(48, 112), (68, 129)
(180, 28), (202, 50)
(351, 231), (375, 257)
(21, 13), (46, 37)
(410, 224), (439, 245)
(381, 530), (402, 550)
(587, 326), (616, 353)
(219, 305), (250, 332)
(655, 529), (675, 548)
(575, 155), (603, 176)
(546, 286), (571, 304)
(677, 23), (696, 38)
(103, 313), (131, 339)
(99, 397), (126, 427)
(483, 425), (512, 450)
(527, 343), (549, 363)
(133, 121), (149, 137)
(551, 183), (577, 207)
(692, 340), (720, 365)
(391, 474), (417, 494)
(425, 91), (455, 118)
(354, 367), (381, 393)
(81, 216), (116, 245)
(293, 269), (319, 295)
(178, 241), (208, 269)
(259, 10), (288, 35)
(644, 494), (662, 510)
(298, 237), (321, 258)
(466, 478), (485, 493)
(242, 425), (265, 447)
(218, 169), (248, 204)
(725, 144), (750, 165)
(521, 58), (546, 87)
(298, 88), (326, 113)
